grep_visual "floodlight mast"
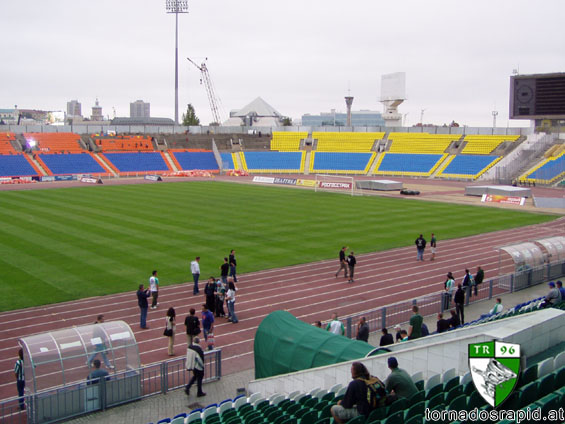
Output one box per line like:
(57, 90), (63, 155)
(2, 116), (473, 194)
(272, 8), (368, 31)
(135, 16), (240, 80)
(187, 57), (223, 125)
(165, 0), (189, 125)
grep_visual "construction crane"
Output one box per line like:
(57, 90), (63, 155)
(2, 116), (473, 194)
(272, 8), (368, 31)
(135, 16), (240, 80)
(187, 57), (223, 125)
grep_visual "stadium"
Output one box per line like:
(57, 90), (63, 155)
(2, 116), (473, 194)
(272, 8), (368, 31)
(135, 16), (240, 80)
(1, 2), (565, 424)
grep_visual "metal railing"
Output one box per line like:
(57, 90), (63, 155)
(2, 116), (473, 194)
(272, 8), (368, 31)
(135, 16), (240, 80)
(342, 260), (565, 338)
(0, 349), (221, 424)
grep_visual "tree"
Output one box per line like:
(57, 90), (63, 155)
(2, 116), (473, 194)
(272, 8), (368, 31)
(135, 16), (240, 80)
(182, 104), (200, 126)
(281, 117), (292, 126)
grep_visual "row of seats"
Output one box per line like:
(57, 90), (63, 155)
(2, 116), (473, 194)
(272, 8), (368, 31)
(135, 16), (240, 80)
(24, 132), (83, 153)
(437, 155), (501, 179)
(374, 153), (445, 176)
(387, 133), (459, 154)
(172, 151), (219, 171)
(310, 152), (375, 174)
(152, 358), (565, 424)
(37, 153), (106, 176)
(94, 135), (153, 152)
(313, 133), (384, 152)
(461, 135), (519, 155)
(0, 154), (37, 177)
(521, 151), (565, 184)
(101, 152), (171, 173)
(271, 132), (308, 151)
(240, 152), (305, 172)
(0, 132), (18, 154)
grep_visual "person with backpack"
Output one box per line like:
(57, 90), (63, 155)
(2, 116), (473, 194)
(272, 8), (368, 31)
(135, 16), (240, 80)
(331, 362), (384, 423)
(184, 308), (201, 346)
(415, 234), (426, 261)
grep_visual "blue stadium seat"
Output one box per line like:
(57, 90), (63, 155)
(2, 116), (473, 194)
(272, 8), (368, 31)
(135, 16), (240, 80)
(441, 155), (498, 176)
(377, 153), (442, 173)
(104, 152), (169, 173)
(528, 154), (564, 181)
(244, 152), (303, 171)
(38, 153), (105, 175)
(220, 153), (235, 169)
(0, 154), (37, 177)
(312, 152), (372, 171)
(173, 152), (219, 171)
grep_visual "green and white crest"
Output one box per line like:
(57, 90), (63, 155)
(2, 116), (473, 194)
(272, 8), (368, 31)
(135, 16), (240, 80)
(469, 341), (520, 407)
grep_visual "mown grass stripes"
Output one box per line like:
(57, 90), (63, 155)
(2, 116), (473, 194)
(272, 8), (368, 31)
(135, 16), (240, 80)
(0, 181), (556, 311)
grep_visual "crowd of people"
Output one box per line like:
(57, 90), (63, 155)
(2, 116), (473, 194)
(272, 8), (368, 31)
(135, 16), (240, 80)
(131, 252), (241, 399)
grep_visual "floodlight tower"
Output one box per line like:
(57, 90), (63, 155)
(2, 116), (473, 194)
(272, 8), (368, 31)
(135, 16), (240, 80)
(380, 72), (406, 127)
(165, 0), (189, 125)
(492, 110), (498, 128)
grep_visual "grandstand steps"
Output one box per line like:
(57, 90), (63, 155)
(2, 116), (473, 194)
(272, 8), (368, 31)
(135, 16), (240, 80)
(162, 151), (179, 172)
(9, 139), (22, 152)
(80, 135), (96, 152)
(92, 153), (118, 176)
(303, 151), (311, 175)
(234, 152), (244, 170)
(14, 134), (26, 150)
(445, 137), (465, 155)
(25, 153), (47, 176)
(432, 154), (454, 177)
(367, 152), (383, 175)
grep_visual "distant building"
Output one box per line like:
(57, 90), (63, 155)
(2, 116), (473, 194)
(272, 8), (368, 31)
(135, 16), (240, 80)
(66, 100), (82, 117)
(301, 109), (385, 127)
(0, 109), (17, 124)
(223, 97), (284, 127)
(91, 98), (103, 121)
(130, 100), (150, 118)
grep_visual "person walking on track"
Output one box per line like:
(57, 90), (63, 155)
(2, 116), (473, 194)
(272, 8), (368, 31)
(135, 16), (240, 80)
(335, 246), (349, 278)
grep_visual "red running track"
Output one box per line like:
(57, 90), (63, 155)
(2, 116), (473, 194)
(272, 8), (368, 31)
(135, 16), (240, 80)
(0, 217), (563, 400)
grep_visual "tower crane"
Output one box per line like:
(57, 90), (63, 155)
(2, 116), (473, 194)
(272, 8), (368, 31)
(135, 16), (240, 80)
(187, 57), (223, 125)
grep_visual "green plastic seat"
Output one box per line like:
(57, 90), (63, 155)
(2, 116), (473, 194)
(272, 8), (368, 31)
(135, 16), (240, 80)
(467, 390), (488, 411)
(387, 397), (408, 416)
(222, 409), (237, 420)
(383, 411), (403, 424)
(286, 404), (301, 416)
(443, 376), (460, 393)
(313, 419), (330, 424)
(238, 404), (253, 416)
(518, 364), (537, 388)
(298, 395), (312, 405)
(303, 397), (318, 409)
(463, 381), (476, 396)
(426, 392), (445, 410)
(312, 400), (327, 412)
(265, 409), (282, 422)
(255, 400), (269, 411)
(347, 416), (366, 424)
(426, 384), (443, 400)
(518, 381), (538, 409)
(367, 406), (387, 423)
(318, 403), (332, 420)
(445, 386), (463, 405)
(224, 418), (241, 424)
(553, 366), (565, 389)
(299, 410), (319, 424)
(535, 393), (560, 417)
(537, 373), (555, 398)
(245, 416), (263, 424)
(405, 415), (423, 424)
(206, 415), (221, 424)
(321, 392), (335, 403)
(280, 418), (297, 424)
(408, 390), (425, 405)
(448, 394), (466, 411)
(294, 407), (310, 419)
(278, 399), (292, 411)
(404, 401), (425, 421)
(272, 415), (287, 424)
(415, 380), (425, 392)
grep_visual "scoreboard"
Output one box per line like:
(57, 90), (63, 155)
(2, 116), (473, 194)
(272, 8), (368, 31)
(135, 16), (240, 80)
(510, 72), (565, 119)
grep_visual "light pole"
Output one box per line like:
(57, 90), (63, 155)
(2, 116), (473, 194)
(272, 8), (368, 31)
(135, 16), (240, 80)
(492, 110), (498, 129)
(165, 0), (189, 125)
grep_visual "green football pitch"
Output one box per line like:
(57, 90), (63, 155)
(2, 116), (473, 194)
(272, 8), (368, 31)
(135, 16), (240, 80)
(0, 181), (556, 312)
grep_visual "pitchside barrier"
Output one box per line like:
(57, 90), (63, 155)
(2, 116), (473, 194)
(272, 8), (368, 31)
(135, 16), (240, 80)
(314, 174), (358, 196)
(0, 349), (221, 424)
(339, 259), (565, 339)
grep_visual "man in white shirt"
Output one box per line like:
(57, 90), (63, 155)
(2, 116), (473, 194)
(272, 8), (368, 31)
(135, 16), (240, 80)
(325, 312), (345, 336)
(149, 270), (159, 309)
(191, 257), (201, 295)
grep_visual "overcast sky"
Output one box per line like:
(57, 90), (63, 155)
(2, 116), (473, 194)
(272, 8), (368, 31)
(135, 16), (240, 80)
(2, 0), (564, 127)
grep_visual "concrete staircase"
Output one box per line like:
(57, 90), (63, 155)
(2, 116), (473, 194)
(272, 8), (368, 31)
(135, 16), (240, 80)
(162, 151), (179, 172)
(93, 153), (118, 177)
(26, 153), (47, 176)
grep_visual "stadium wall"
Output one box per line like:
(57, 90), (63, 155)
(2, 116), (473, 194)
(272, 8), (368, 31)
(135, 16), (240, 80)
(2, 124), (530, 136)
(248, 308), (564, 397)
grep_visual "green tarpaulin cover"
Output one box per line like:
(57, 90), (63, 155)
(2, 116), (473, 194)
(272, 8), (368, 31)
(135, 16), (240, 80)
(254, 310), (374, 379)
